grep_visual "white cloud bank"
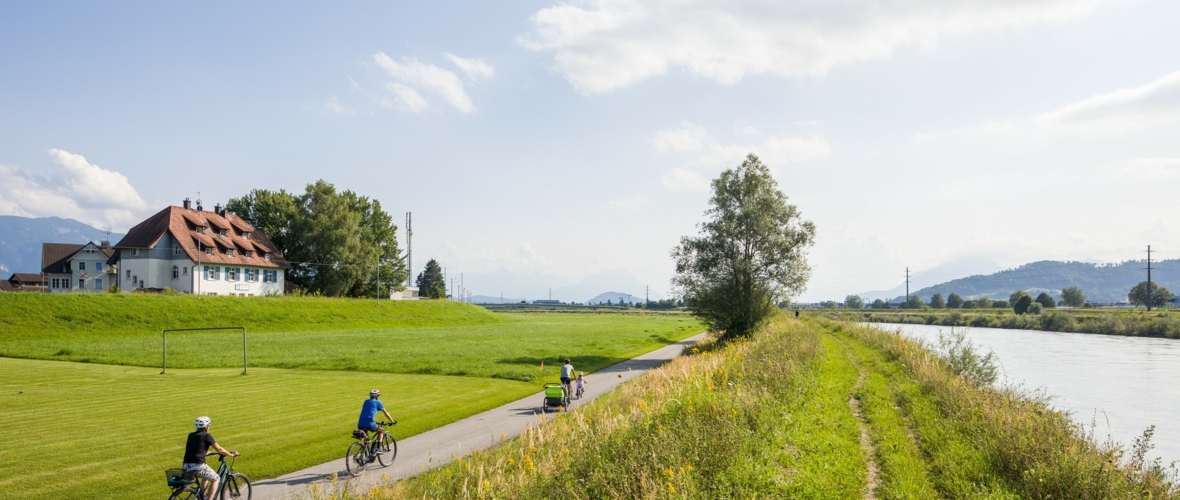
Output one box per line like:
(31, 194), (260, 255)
(0, 149), (148, 229)
(654, 121), (830, 190)
(371, 52), (494, 114)
(1037, 70), (1180, 133)
(521, 0), (1105, 94)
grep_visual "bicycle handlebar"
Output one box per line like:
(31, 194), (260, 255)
(378, 420), (397, 426)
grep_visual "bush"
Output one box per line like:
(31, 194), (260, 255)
(935, 330), (998, 386)
(1028, 302), (1043, 314)
(969, 315), (991, 327)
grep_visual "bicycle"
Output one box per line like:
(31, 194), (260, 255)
(166, 454), (251, 500)
(345, 421), (397, 477)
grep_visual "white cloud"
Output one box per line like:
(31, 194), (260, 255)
(324, 96), (356, 116)
(445, 53), (495, 82)
(0, 150), (148, 229)
(521, 0), (1104, 94)
(384, 83), (431, 114)
(373, 53), (476, 113)
(1036, 70), (1180, 133)
(1109, 157), (1180, 181)
(653, 121), (830, 190)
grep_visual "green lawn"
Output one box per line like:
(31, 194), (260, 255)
(0, 296), (704, 499)
(0, 358), (537, 500)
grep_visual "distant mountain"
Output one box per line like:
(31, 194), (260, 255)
(895, 260), (1180, 304)
(0, 216), (123, 275)
(464, 268), (664, 303)
(859, 256), (1002, 301)
(470, 294), (527, 304)
(587, 291), (645, 305)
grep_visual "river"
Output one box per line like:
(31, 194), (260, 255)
(871, 323), (1180, 465)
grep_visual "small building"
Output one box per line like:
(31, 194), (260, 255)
(389, 286), (419, 300)
(2, 273), (48, 292)
(41, 242), (118, 293)
(111, 199), (291, 296)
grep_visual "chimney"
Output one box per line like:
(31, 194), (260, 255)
(214, 203), (226, 218)
(183, 198), (192, 210)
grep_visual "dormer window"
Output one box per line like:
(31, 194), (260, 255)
(219, 229), (227, 237)
(206, 248), (213, 256)
(246, 251), (254, 258)
(226, 249), (234, 257)
(197, 227), (205, 234)
(264, 253), (271, 261)
(243, 232), (250, 240)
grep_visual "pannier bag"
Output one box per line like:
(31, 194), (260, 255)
(352, 429), (366, 439)
(165, 468), (195, 486)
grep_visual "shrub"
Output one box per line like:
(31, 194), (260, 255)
(1028, 302), (1043, 314)
(935, 330), (999, 386)
(969, 315), (991, 327)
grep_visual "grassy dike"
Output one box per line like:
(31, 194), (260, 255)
(345, 315), (1176, 499)
(821, 308), (1180, 338)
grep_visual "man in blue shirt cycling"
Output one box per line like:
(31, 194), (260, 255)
(358, 389), (396, 439)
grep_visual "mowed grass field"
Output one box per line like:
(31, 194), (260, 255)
(0, 294), (703, 499)
(0, 358), (536, 500)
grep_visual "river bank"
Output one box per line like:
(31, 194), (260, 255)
(818, 308), (1180, 338)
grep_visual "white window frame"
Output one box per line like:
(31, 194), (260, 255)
(227, 248), (234, 257)
(95, 262), (103, 272)
(78, 278), (85, 289)
(95, 278), (103, 290)
(172, 266), (179, 279)
(78, 261), (86, 271)
(173, 246), (181, 256)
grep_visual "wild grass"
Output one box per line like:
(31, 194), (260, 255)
(0, 357), (536, 500)
(822, 308), (1180, 338)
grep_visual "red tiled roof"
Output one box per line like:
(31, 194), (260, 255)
(114, 206), (290, 269)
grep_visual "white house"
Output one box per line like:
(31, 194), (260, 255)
(111, 199), (290, 296)
(41, 242), (118, 293)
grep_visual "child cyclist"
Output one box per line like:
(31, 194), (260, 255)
(574, 372), (588, 399)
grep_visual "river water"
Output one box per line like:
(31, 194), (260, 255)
(871, 323), (1180, 464)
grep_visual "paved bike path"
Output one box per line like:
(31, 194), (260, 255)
(252, 332), (707, 499)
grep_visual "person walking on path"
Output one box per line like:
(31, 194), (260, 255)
(183, 416), (238, 499)
(560, 359), (575, 400)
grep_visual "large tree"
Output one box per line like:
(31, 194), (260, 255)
(1035, 292), (1056, 309)
(929, 292), (946, 309)
(904, 294), (926, 310)
(1061, 286), (1086, 308)
(844, 294), (865, 309)
(416, 259), (447, 299)
(1128, 281), (1174, 309)
(946, 293), (964, 309)
(228, 180), (406, 298)
(672, 154), (816, 340)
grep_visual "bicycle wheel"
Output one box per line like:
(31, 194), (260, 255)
(345, 442), (368, 477)
(168, 486), (199, 500)
(220, 473), (252, 500)
(376, 433), (398, 467)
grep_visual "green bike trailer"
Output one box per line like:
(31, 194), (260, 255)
(542, 382), (568, 412)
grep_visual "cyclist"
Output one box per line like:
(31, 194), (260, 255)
(560, 359), (575, 400)
(183, 416), (238, 499)
(574, 371), (588, 398)
(358, 389), (396, 440)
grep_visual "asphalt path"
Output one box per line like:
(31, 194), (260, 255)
(252, 332), (707, 499)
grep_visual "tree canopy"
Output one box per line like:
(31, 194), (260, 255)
(1061, 286), (1086, 308)
(1013, 293), (1034, 315)
(929, 292), (946, 309)
(1035, 292), (1056, 309)
(946, 293), (964, 309)
(672, 154), (816, 340)
(844, 295), (864, 309)
(228, 180), (406, 297)
(904, 294), (926, 310)
(415, 259), (446, 299)
(1128, 281), (1174, 309)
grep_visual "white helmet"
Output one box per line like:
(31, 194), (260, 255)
(370, 389), (381, 398)
(195, 416), (211, 429)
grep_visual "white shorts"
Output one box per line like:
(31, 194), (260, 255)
(182, 463), (218, 482)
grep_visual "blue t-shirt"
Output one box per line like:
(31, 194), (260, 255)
(358, 399), (385, 428)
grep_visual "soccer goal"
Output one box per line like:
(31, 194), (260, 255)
(160, 326), (248, 375)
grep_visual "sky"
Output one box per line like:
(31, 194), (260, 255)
(2, 0), (1179, 302)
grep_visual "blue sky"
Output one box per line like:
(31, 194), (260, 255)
(3, 0), (1179, 301)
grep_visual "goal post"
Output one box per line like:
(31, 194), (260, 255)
(161, 326), (248, 375)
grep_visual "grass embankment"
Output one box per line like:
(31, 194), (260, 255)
(358, 315), (1174, 499)
(0, 294), (704, 499)
(823, 308), (1180, 338)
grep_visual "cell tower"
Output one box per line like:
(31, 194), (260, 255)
(405, 212), (412, 287)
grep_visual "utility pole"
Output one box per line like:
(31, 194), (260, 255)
(646, 285), (649, 305)
(549, 288), (552, 301)
(905, 267), (910, 307)
(1147, 245), (1154, 311)
(405, 212), (412, 287)
(460, 273), (464, 303)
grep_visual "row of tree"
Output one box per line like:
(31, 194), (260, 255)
(839, 282), (1172, 312)
(228, 180), (406, 297)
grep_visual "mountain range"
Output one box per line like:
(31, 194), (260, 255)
(463, 268), (665, 304)
(882, 259), (1180, 304)
(0, 216), (124, 275)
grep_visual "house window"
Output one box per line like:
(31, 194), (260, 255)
(173, 246), (181, 256)
(183, 267), (188, 275)
(132, 249), (139, 256)
(220, 229), (227, 237)
(51, 278), (60, 288)
(246, 251), (254, 258)
(226, 248), (234, 257)
(197, 226), (205, 234)
(95, 279), (103, 290)
(78, 262), (86, 271)
(126, 270), (131, 279)
(132, 276), (137, 287)
(264, 253), (271, 261)
(243, 232), (250, 240)
(172, 266), (179, 279)
(78, 279), (85, 289)
(95, 262), (103, 272)
(206, 247), (213, 256)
